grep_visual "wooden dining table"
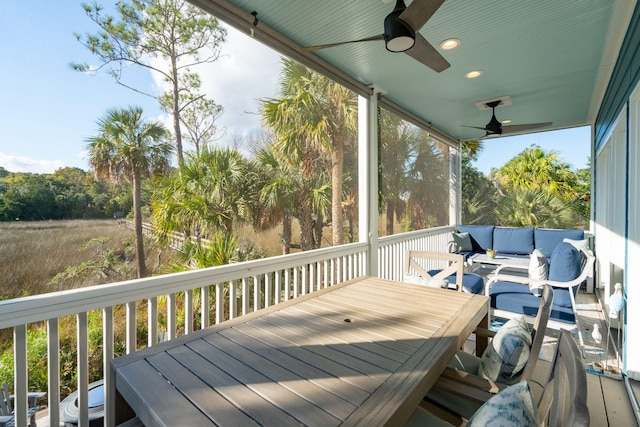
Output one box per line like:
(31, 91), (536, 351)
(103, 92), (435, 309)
(110, 276), (489, 427)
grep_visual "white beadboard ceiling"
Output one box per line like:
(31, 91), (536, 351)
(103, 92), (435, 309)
(189, 0), (635, 142)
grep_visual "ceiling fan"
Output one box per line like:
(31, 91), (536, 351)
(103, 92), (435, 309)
(464, 100), (553, 138)
(302, 0), (450, 73)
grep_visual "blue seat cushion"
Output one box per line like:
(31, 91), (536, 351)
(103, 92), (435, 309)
(493, 227), (534, 255)
(489, 281), (576, 323)
(548, 242), (582, 282)
(457, 225), (494, 251)
(534, 228), (585, 257)
(429, 270), (484, 294)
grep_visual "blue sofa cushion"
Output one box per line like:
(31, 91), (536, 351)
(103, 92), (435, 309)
(493, 227), (534, 255)
(457, 225), (494, 251)
(489, 281), (575, 323)
(428, 270), (485, 294)
(548, 242), (582, 283)
(534, 228), (585, 257)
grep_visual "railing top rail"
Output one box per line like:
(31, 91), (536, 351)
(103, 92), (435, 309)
(0, 241), (368, 329)
(378, 225), (455, 246)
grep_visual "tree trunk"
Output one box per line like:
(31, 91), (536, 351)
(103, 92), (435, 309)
(331, 139), (345, 246)
(132, 169), (147, 278)
(282, 215), (292, 255)
(171, 57), (184, 167)
(386, 203), (395, 235)
(314, 212), (324, 249)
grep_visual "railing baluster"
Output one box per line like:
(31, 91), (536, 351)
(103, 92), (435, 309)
(201, 286), (210, 329)
(253, 275), (260, 312)
(265, 273), (271, 308)
(13, 324), (28, 427)
(77, 311), (89, 427)
(229, 281), (237, 319)
(216, 283), (224, 324)
(148, 297), (158, 346)
(185, 289), (193, 334)
(126, 301), (136, 353)
(284, 269), (291, 301)
(168, 293), (176, 340)
(48, 318), (60, 427)
(103, 307), (114, 427)
(242, 277), (249, 315)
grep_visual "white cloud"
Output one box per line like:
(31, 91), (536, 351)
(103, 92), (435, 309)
(202, 24), (282, 145)
(0, 152), (66, 174)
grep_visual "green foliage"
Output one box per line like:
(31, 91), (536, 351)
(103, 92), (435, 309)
(461, 142), (590, 228)
(0, 167), (134, 221)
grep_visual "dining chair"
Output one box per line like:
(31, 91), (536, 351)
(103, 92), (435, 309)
(423, 285), (554, 420)
(403, 250), (485, 294)
(405, 329), (588, 426)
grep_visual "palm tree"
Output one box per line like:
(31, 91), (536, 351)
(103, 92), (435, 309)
(262, 59), (357, 246)
(493, 145), (577, 201)
(152, 146), (253, 244)
(379, 110), (414, 235)
(255, 143), (331, 253)
(86, 106), (172, 278)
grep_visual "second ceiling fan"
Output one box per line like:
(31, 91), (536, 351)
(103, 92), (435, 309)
(464, 100), (553, 138)
(303, 0), (450, 73)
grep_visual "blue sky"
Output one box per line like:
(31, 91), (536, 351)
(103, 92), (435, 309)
(0, 2), (590, 175)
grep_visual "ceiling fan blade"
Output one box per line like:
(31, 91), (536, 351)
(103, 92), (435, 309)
(404, 33), (450, 72)
(501, 122), (553, 134)
(462, 125), (490, 131)
(302, 34), (385, 52)
(399, 0), (446, 32)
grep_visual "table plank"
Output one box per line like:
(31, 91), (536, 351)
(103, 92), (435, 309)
(196, 332), (358, 421)
(208, 327), (371, 406)
(115, 359), (217, 427)
(227, 321), (386, 392)
(184, 338), (342, 426)
(163, 344), (303, 427)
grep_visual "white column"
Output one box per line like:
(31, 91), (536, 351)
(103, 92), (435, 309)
(358, 91), (379, 277)
(449, 145), (461, 225)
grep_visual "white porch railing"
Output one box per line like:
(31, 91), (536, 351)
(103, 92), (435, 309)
(0, 226), (453, 427)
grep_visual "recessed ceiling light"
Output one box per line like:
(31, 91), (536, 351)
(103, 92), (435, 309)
(502, 119), (512, 124)
(465, 70), (483, 79)
(440, 39), (460, 50)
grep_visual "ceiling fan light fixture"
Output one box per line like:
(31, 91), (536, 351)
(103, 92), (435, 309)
(465, 70), (483, 79)
(384, 3), (415, 52)
(440, 38), (460, 50)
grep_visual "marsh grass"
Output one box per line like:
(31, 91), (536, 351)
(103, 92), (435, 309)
(0, 219), (137, 299)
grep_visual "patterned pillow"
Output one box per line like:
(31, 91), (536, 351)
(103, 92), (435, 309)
(467, 381), (538, 426)
(528, 249), (548, 296)
(452, 232), (473, 252)
(478, 316), (532, 383)
(402, 273), (449, 288)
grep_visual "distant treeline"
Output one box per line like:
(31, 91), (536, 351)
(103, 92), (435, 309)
(0, 166), (135, 221)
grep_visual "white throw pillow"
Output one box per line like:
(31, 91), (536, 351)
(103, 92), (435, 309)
(467, 380), (538, 427)
(403, 273), (449, 289)
(478, 316), (532, 384)
(528, 249), (548, 296)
